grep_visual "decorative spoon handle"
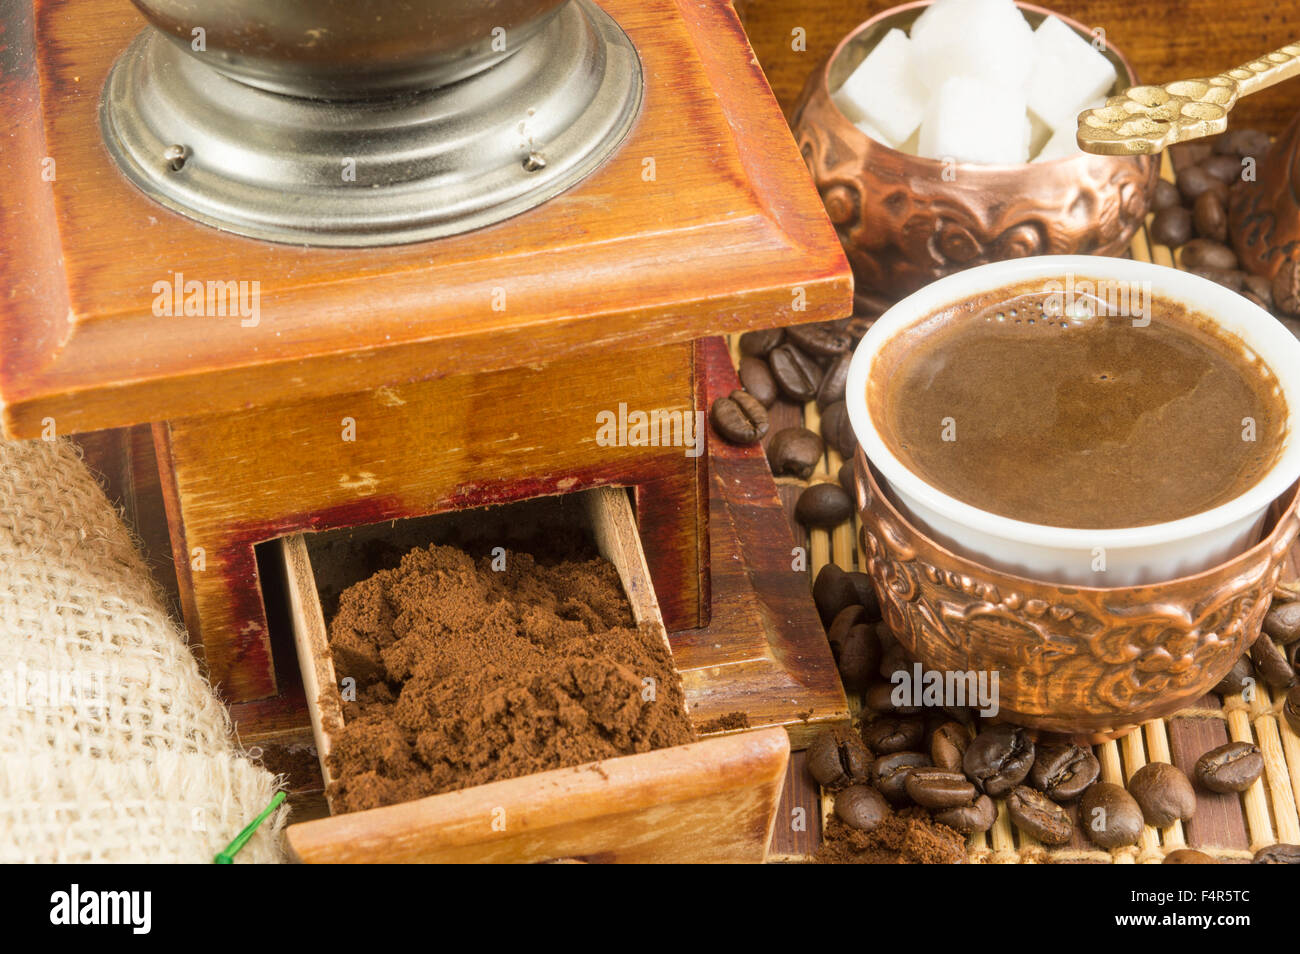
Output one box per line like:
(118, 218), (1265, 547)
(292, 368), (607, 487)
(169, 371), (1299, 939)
(1077, 40), (1300, 156)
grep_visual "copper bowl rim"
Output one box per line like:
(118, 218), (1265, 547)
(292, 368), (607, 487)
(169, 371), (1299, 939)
(855, 446), (1300, 596)
(816, 0), (1142, 170)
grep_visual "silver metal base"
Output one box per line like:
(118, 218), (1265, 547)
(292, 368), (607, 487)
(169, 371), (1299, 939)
(99, 0), (642, 247)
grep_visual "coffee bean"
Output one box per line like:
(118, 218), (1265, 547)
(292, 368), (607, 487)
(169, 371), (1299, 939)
(827, 604), (867, 646)
(1213, 655), (1256, 696)
(930, 721), (971, 773)
(1193, 191), (1227, 242)
(1250, 635), (1296, 689)
(796, 482), (854, 528)
(767, 426), (823, 479)
(865, 682), (919, 715)
(846, 571), (878, 619)
(838, 459), (855, 495)
(806, 726), (872, 789)
(1271, 259), (1300, 316)
(1253, 843), (1300, 864)
(737, 327), (783, 358)
(709, 390), (768, 445)
(872, 751), (931, 804)
(879, 642), (909, 681)
(816, 354), (851, 410)
(819, 401), (857, 459)
(934, 794), (996, 833)
(769, 343), (823, 402)
(1164, 848), (1215, 864)
(1177, 164), (1228, 203)
(1175, 141), (1214, 167)
(1180, 238), (1238, 271)
(1265, 601), (1300, 645)
(737, 356), (778, 407)
(812, 563), (860, 627)
(1215, 128), (1271, 159)
(1200, 154), (1244, 184)
(1151, 178), (1181, 212)
(1149, 206), (1193, 247)
(1287, 687), (1300, 736)
(1006, 785), (1072, 845)
(1127, 763), (1196, 828)
(1242, 273), (1274, 310)
(963, 724), (1034, 797)
(1194, 741), (1263, 793)
(940, 705), (976, 731)
(832, 624), (878, 689)
(834, 783), (890, 831)
(1028, 743), (1100, 802)
(787, 321), (851, 359)
(862, 715), (925, 754)
(905, 767), (977, 809)
(1080, 782), (1144, 848)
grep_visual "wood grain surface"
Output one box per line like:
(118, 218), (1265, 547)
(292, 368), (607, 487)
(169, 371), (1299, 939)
(0, 0), (851, 438)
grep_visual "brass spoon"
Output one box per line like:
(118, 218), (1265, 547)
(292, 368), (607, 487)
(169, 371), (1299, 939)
(1077, 41), (1300, 155)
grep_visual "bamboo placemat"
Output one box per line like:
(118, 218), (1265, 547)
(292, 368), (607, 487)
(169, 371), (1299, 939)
(738, 151), (1300, 863)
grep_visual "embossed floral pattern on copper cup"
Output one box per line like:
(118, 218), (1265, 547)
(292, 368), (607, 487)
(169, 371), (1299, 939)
(791, 2), (1160, 311)
(855, 449), (1300, 742)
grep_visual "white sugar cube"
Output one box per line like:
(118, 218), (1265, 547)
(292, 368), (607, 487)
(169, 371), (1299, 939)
(1034, 124), (1083, 161)
(909, 0), (1034, 94)
(1026, 15), (1117, 130)
(833, 29), (926, 146)
(917, 76), (1030, 164)
(854, 119), (899, 147)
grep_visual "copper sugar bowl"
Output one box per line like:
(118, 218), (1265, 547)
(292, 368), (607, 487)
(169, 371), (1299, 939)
(791, 2), (1159, 311)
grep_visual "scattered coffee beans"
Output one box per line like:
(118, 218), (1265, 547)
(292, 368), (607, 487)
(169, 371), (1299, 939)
(813, 563), (861, 626)
(737, 356), (778, 407)
(934, 794), (996, 834)
(767, 426), (823, 479)
(819, 400), (857, 460)
(835, 783), (890, 832)
(866, 682), (919, 714)
(769, 343), (823, 402)
(1080, 782), (1144, 848)
(737, 327), (782, 358)
(862, 716), (925, 754)
(1253, 843), (1300, 864)
(1250, 634), (1296, 689)
(1265, 601), (1300, 644)
(787, 322), (851, 358)
(963, 724), (1034, 797)
(816, 354), (851, 410)
(1193, 191), (1227, 242)
(1180, 237), (1238, 271)
(1028, 742), (1100, 802)
(1176, 164), (1227, 203)
(872, 751), (932, 805)
(831, 623), (878, 689)
(1194, 741), (1263, 793)
(1151, 178), (1181, 211)
(1214, 655), (1256, 696)
(905, 767), (977, 809)
(807, 726), (872, 789)
(1127, 762), (1196, 828)
(1164, 848), (1215, 864)
(795, 482), (854, 528)
(710, 390), (768, 445)
(1006, 785), (1072, 845)
(1150, 205), (1193, 247)
(930, 721), (971, 773)
(838, 459), (854, 495)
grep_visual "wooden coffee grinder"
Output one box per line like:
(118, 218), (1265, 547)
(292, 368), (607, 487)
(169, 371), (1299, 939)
(1, 0), (852, 744)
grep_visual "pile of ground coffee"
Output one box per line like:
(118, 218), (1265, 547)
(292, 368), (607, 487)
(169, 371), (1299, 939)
(325, 542), (696, 813)
(817, 810), (966, 864)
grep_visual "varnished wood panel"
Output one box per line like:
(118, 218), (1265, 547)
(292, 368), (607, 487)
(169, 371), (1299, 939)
(0, 0), (851, 438)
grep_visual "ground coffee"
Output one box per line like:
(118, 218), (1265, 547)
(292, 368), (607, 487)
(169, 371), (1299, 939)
(817, 809), (966, 864)
(324, 542), (696, 813)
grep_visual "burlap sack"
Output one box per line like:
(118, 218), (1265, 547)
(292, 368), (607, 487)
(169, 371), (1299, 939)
(0, 437), (285, 863)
